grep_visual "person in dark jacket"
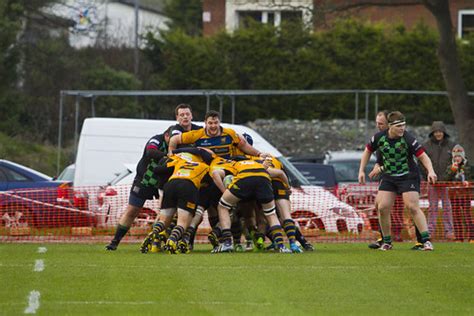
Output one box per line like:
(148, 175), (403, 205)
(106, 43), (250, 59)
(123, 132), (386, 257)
(445, 145), (473, 242)
(423, 121), (455, 239)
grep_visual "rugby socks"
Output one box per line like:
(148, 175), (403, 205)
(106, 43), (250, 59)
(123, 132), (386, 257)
(420, 231), (430, 243)
(183, 226), (196, 244)
(294, 227), (309, 247)
(269, 225), (285, 247)
(152, 221), (166, 235)
(111, 224), (129, 245)
(283, 219), (297, 243)
(415, 226), (423, 243)
(383, 235), (392, 244)
(168, 225), (185, 243)
(231, 219), (243, 245)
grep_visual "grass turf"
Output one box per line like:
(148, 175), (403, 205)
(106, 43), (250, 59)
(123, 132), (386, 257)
(0, 243), (473, 315)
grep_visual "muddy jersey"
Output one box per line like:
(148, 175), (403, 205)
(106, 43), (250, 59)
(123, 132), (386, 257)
(180, 127), (241, 158)
(366, 130), (424, 176)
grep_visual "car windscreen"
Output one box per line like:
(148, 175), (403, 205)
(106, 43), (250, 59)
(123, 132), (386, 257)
(277, 157), (311, 187)
(331, 160), (376, 183)
(292, 163), (337, 187)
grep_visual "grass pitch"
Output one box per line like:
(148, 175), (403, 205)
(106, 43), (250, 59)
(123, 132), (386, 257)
(1, 242), (473, 315)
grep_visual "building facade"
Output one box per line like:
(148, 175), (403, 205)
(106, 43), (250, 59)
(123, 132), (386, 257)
(203, 0), (474, 37)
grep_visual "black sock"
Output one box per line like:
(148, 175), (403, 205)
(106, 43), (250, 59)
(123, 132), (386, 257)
(295, 227), (308, 246)
(111, 224), (129, 244)
(415, 226), (422, 243)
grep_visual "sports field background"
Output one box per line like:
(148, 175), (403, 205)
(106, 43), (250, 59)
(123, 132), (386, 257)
(1, 243), (473, 315)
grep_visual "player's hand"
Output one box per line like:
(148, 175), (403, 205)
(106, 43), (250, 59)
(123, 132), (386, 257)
(368, 164), (382, 179)
(358, 171), (366, 184)
(427, 171), (437, 184)
(450, 163), (459, 172)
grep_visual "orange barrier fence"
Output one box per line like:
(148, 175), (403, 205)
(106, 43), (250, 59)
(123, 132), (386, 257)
(1, 182), (472, 243)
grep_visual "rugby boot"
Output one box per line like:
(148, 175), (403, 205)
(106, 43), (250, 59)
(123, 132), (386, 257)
(379, 243), (393, 251)
(290, 242), (303, 253)
(410, 242), (423, 250)
(178, 240), (191, 254)
(165, 239), (178, 254)
(368, 238), (383, 249)
(422, 241), (434, 251)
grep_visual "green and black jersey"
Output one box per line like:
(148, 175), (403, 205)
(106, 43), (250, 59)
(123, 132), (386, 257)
(367, 130), (425, 176)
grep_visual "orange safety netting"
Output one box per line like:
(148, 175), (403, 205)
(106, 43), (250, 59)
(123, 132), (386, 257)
(1, 182), (472, 243)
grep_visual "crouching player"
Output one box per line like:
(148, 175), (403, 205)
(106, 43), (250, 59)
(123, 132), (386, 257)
(141, 148), (214, 254)
(214, 157), (291, 253)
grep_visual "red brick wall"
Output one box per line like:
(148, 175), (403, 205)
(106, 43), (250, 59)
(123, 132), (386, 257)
(202, 0), (474, 36)
(316, 0), (474, 32)
(203, 0), (226, 36)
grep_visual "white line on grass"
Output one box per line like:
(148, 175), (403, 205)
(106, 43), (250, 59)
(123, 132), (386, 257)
(37, 247), (47, 254)
(24, 290), (40, 314)
(33, 260), (44, 272)
(55, 300), (272, 306)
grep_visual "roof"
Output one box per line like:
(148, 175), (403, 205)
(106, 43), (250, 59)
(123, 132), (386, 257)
(115, 0), (166, 15)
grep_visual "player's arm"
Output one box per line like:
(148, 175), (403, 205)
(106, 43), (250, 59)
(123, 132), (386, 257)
(359, 148), (373, 184)
(236, 134), (261, 156)
(211, 168), (227, 193)
(167, 134), (182, 154)
(267, 168), (290, 188)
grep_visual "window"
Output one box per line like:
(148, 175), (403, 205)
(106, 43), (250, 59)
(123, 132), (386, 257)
(0, 166), (30, 182)
(238, 11), (262, 29)
(237, 10), (303, 28)
(458, 10), (474, 38)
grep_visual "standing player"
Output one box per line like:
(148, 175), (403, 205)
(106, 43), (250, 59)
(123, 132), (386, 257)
(367, 111), (424, 249)
(168, 110), (260, 158)
(358, 111), (437, 251)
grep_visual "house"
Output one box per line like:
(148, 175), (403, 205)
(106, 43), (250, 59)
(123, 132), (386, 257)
(42, 0), (169, 48)
(202, 0), (474, 38)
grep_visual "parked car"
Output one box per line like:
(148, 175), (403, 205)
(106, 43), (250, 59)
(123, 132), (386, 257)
(291, 162), (338, 195)
(56, 163), (75, 182)
(0, 159), (93, 228)
(323, 150), (376, 184)
(98, 158), (364, 234)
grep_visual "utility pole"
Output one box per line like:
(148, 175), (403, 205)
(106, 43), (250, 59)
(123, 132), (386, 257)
(134, 0), (140, 76)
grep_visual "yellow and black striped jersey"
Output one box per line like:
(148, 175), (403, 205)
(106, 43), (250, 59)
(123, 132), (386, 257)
(180, 127), (241, 158)
(209, 157), (237, 176)
(168, 155), (210, 188)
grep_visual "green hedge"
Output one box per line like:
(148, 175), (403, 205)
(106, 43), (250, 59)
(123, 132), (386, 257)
(144, 19), (474, 124)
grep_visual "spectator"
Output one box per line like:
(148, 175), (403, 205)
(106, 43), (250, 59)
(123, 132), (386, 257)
(445, 145), (473, 243)
(423, 121), (455, 239)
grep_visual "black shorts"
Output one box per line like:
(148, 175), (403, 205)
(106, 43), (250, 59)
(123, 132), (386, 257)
(229, 176), (274, 204)
(198, 183), (222, 209)
(379, 172), (420, 195)
(128, 178), (160, 207)
(272, 180), (291, 200)
(161, 179), (198, 213)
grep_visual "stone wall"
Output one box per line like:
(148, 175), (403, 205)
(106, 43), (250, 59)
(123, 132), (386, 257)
(247, 119), (458, 157)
